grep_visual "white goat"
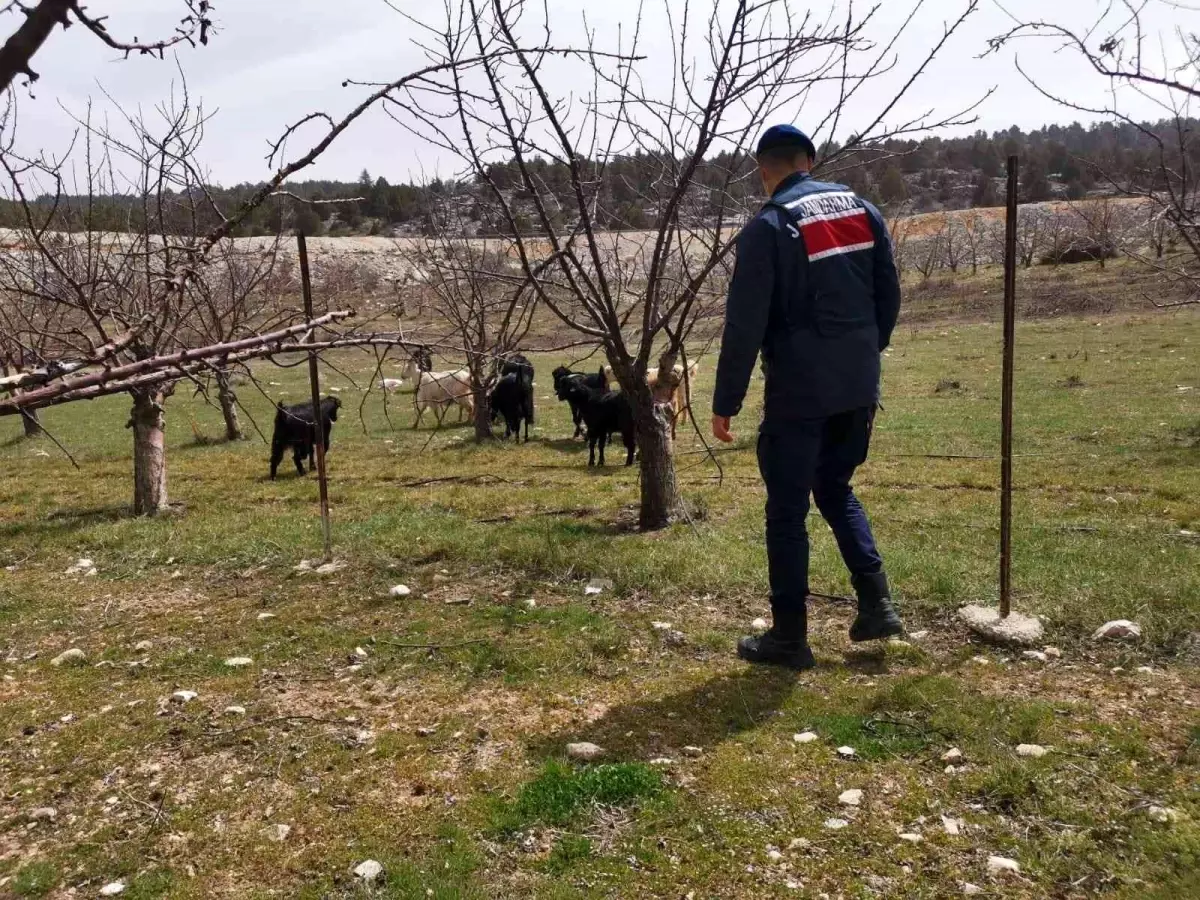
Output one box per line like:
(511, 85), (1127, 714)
(602, 361), (700, 438)
(401, 357), (474, 427)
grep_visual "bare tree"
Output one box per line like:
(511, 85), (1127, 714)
(0, 0), (213, 92)
(960, 209), (987, 274)
(400, 0), (983, 529)
(913, 228), (944, 282)
(989, 0), (1200, 304)
(1015, 207), (1046, 269)
(941, 217), (964, 274)
(1040, 206), (1073, 266)
(399, 198), (538, 441)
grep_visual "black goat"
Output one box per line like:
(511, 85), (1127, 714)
(562, 380), (635, 467)
(552, 364), (607, 438)
(270, 396), (341, 479)
(489, 371), (535, 442)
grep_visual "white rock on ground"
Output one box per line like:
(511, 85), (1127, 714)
(987, 855), (1021, 875)
(389, 584), (411, 597)
(171, 690), (198, 704)
(567, 741), (604, 761)
(1147, 806), (1179, 824)
(51, 648), (86, 667)
(898, 833), (923, 844)
(751, 618), (769, 632)
(224, 657), (253, 668)
(957, 604), (1044, 647)
(1093, 620), (1142, 641)
(962, 884), (983, 896)
(682, 746), (704, 758)
(766, 849), (783, 863)
(267, 823), (291, 842)
(1016, 744), (1049, 758)
(65, 558), (98, 576)
(224, 706), (246, 716)
(31, 807), (57, 821)
(838, 789), (863, 806)
(1044, 646), (1062, 658)
(99, 882), (126, 896)
(522, 598), (537, 609)
(909, 630), (929, 640)
(353, 860), (384, 882)
(134, 640), (153, 651)
(941, 748), (963, 763)
(941, 815), (963, 836)
(584, 578), (613, 596)
(793, 732), (819, 744)
(314, 561), (344, 576)
(257, 612), (276, 621)
(1022, 650), (1048, 662)
(651, 621), (673, 631)
(823, 818), (849, 830)
(836, 746), (856, 759)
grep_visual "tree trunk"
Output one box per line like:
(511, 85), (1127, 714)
(215, 370), (244, 441)
(20, 406), (42, 437)
(129, 388), (169, 516)
(628, 381), (681, 531)
(473, 385), (493, 443)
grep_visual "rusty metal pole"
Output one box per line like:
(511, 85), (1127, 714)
(999, 156), (1019, 618)
(297, 233), (333, 562)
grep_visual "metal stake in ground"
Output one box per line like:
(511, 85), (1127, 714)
(957, 155), (1043, 647)
(297, 233), (334, 562)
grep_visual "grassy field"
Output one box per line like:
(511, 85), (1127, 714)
(1, 302), (1197, 898)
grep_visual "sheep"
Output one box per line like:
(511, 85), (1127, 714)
(552, 365), (607, 438)
(601, 360), (699, 438)
(401, 352), (474, 427)
(561, 379), (635, 467)
(269, 396), (341, 479)
(490, 353), (535, 442)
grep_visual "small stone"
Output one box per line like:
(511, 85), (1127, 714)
(836, 746), (856, 759)
(787, 838), (810, 850)
(682, 746), (704, 758)
(651, 621), (673, 631)
(1043, 646), (1062, 658)
(941, 815), (963, 835)
(823, 818), (849, 830)
(293, 559), (313, 573)
(1147, 806), (1179, 824)
(389, 584), (411, 598)
(99, 883), (126, 896)
(51, 648), (86, 667)
(793, 731), (819, 744)
(898, 833), (923, 843)
(751, 618), (769, 632)
(224, 706), (246, 717)
(224, 657), (253, 668)
(1093, 620), (1142, 642)
(1016, 743), (1048, 758)
(663, 630), (687, 647)
(909, 630), (929, 640)
(432, 573), (450, 583)
(942, 748), (963, 763)
(957, 604), (1044, 647)
(766, 849), (784, 863)
(65, 558), (98, 576)
(1022, 650), (1047, 662)
(353, 860), (384, 882)
(971, 656), (990, 666)
(649, 757), (675, 766)
(257, 613), (276, 621)
(944, 765), (957, 775)
(567, 741), (604, 761)
(522, 598), (537, 609)
(416, 725), (437, 737)
(1136, 666), (1154, 675)
(444, 596), (471, 606)
(987, 855), (1021, 875)
(314, 561), (344, 576)
(584, 578), (613, 596)
(31, 807), (57, 821)
(267, 823), (291, 842)
(134, 640), (153, 651)
(962, 884), (983, 896)
(354, 647), (369, 660)
(838, 789), (863, 806)
(171, 690), (198, 704)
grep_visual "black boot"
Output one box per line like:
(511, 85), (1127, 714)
(849, 572), (904, 642)
(738, 609), (815, 670)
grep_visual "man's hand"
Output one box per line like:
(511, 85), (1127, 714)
(712, 414), (734, 443)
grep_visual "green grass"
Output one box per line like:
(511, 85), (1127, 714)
(0, 305), (1197, 898)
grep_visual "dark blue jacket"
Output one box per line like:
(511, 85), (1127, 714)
(712, 172), (901, 427)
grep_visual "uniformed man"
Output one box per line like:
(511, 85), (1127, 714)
(712, 124), (904, 670)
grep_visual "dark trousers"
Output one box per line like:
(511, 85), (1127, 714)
(756, 407), (883, 633)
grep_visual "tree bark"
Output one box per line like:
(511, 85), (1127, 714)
(627, 380), (682, 531)
(0, 0), (72, 93)
(129, 388), (170, 516)
(21, 407), (43, 437)
(215, 370), (244, 441)
(473, 385), (493, 443)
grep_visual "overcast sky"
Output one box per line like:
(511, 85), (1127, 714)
(8, 0), (1187, 186)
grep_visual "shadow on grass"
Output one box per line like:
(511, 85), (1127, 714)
(530, 667), (799, 762)
(0, 503), (135, 543)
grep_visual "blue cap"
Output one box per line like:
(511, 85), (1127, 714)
(756, 124), (816, 160)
